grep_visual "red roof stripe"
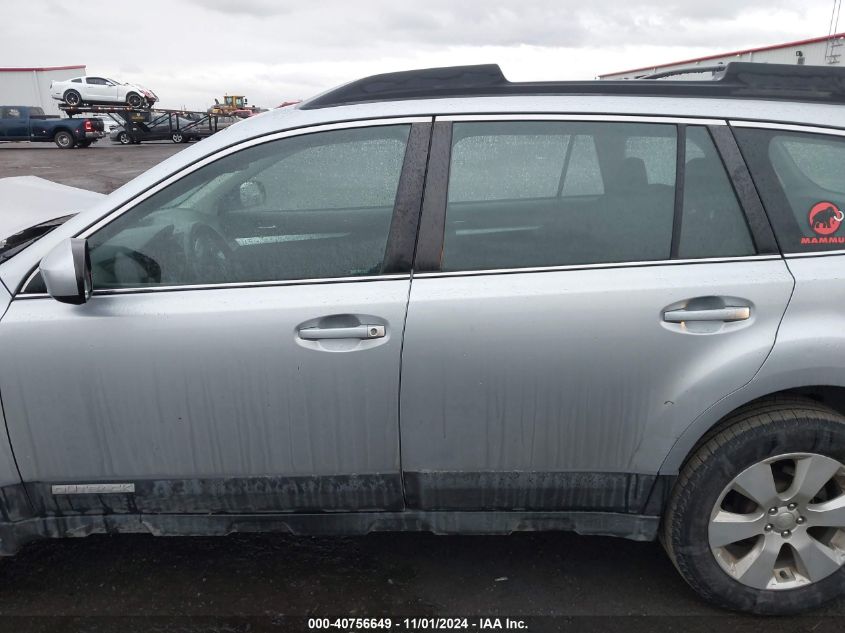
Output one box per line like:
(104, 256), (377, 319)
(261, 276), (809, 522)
(599, 32), (845, 78)
(0, 65), (86, 73)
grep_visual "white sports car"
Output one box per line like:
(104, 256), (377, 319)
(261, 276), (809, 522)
(50, 76), (158, 109)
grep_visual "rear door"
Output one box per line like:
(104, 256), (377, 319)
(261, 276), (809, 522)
(399, 116), (794, 513)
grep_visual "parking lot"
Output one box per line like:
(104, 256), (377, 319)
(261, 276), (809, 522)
(1, 141), (844, 632)
(0, 141), (185, 193)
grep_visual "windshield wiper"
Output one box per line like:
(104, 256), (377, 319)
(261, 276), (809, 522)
(0, 215), (74, 263)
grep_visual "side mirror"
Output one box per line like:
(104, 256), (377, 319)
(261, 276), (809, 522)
(39, 238), (92, 305)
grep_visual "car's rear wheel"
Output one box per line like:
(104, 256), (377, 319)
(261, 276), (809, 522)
(126, 93), (143, 108)
(663, 397), (845, 614)
(117, 131), (132, 145)
(54, 130), (75, 149)
(171, 131), (184, 143)
(63, 90), (81, 106)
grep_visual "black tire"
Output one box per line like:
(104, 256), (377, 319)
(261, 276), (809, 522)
(54, 130), (76, 149)
(63, 90), (82, 106)
(126, 93), (143, 108)
(117, 131), (132, 145)
(171, 131), (184, 144)
(663, 396), (845, 614)
(76, 141), (91, 148)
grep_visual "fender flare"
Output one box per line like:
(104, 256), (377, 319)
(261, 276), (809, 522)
(658, 367), (845, 475)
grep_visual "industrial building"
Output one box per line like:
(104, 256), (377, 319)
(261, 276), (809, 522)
(600, 32), (845, 80)
(0, 65), (87, 115)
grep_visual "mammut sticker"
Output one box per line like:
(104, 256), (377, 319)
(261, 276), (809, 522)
(802, 202), (845, 245)
(809, 201), (843, 235)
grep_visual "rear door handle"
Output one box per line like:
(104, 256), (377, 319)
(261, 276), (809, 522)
(298, 325), (386, 340)
(663, 307), (750, 323)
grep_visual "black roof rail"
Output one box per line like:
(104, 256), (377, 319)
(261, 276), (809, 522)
(300, 62), (845, 110)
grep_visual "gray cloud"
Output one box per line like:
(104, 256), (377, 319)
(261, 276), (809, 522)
(0, 0), (835, 109)
(184, 0), (803, 48)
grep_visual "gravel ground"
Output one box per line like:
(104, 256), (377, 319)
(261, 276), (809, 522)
(1, 140), (844, 632)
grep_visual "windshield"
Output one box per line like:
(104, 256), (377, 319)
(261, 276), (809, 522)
(0, 215), (74, 262)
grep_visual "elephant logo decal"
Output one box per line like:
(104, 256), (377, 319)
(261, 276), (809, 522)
(809, 202), (844, 236)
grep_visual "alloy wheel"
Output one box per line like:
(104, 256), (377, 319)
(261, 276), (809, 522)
(56, 132), (72, 148)
(709, 452), (845, 590)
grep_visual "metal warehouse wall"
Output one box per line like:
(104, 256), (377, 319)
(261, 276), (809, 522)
(601, 35), (845, 80)
(0, 67), (86, 115)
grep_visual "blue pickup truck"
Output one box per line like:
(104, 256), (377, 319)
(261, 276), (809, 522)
(0, 106), (105, 149)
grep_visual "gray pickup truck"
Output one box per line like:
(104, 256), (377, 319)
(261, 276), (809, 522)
(0, 105), (104, 148)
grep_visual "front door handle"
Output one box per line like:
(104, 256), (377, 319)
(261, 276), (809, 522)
(663, 307), (750, 323)
(298, 325), (386, 340)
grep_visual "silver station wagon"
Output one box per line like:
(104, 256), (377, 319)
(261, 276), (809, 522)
(2, 62), (845, 614)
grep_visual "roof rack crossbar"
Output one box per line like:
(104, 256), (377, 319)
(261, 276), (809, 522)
(300, 62), (845, 109)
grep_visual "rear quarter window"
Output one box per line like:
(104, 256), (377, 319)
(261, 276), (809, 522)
(734, 127), (845, 251)
(776, 137), (845, 193)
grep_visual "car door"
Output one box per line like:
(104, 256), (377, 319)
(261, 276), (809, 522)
(399, 116), (794, 513)
(0, 119), (430, 516)
(0, 107), (27, 139)
(84, 77), (117, 102)
(0, 107), (10, 138)
(140, 112), (171, 140)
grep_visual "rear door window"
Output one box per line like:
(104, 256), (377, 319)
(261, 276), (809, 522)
(440, 121), (756, 272)
(448, 129), (568, 202)
(734, 128), (845, 250)
(442, 121), (676, 271)
(678, 127), (755, 259)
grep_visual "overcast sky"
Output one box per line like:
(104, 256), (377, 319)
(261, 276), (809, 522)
(0, 0), (841, 110)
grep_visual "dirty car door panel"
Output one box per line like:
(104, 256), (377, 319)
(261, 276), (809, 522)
(399, 119), (793, 511)
(0, 122), (429, 515)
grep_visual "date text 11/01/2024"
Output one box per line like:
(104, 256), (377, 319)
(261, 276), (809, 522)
(307, 618), (529, 630)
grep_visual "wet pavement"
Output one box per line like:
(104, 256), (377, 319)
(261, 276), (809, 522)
(0, 529), (842, 631)
(0, 140), (186, 194)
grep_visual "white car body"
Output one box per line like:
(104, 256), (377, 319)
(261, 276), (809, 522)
(0, 176), (104, 239)
(49, 76), (158, 108)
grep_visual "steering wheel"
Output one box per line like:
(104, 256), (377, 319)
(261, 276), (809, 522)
(187, 225), (234, 284)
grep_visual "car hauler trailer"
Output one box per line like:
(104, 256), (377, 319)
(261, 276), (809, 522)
(59, 104), (232, 144)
